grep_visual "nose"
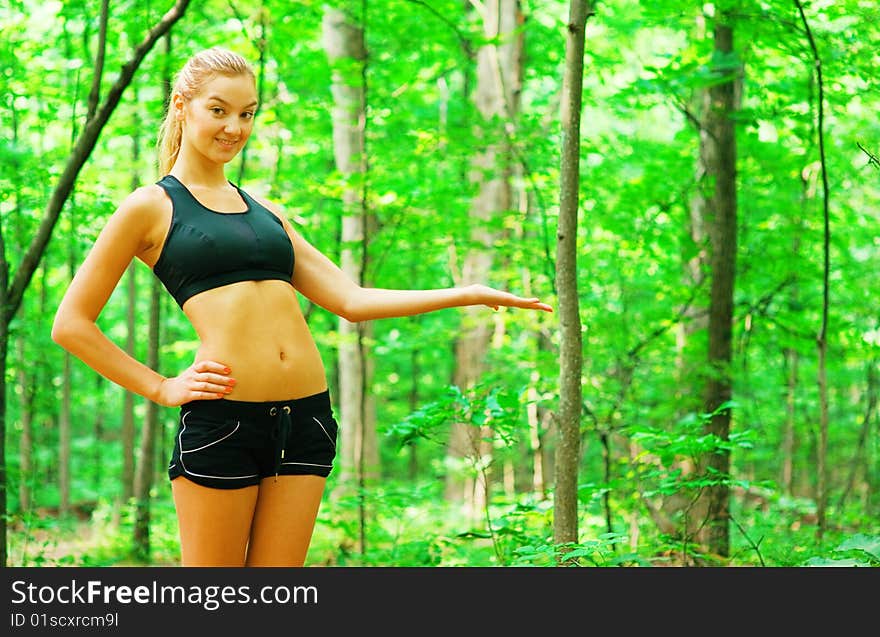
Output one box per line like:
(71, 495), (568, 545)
(223, 117), (241, 136)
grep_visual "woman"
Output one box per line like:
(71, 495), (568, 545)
(52, 47), (552, 567)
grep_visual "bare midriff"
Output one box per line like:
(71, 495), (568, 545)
(181, 279), (328, 402)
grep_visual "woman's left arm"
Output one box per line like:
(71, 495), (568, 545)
(292, 228), (552, 321)
(260, 199), (552, 321)
(339, 282), (553, 322)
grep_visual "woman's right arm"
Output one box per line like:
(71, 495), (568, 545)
(51, 187), (233, 406)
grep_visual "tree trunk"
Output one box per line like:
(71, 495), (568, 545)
(552, 0), (591, 557)
(445, 0), (523, 520)
(0, 281), (7, 566)
(514, 166), (550, 500)
(93, 375), (105, 493)
(782, 342), (799, 493)
(9, 108), (34, 517)
(236, 6), (267, 185)
(793, 0), (831, 541)
(407, 345), (420, 480)
(16, 332), (34, 514)
(526, 371), (547, 498)
(696, 18), (738, 559)
(837, 363), (877, 510)
(122, 78), (143, 506)
(57, 6), (91, 521)
(60, 347), (72, 517)
(779, 206), (811, 496)
(122, 269), (137, 505)
(675, 111), (709, 405)
(662, 12), (715, 542)
(322, 4), (377, 555)
(133, 279), (161, 561)
(782, 167), (811, 496)
(0, 0), (191, 567)
(59, 184), (80, 518)
(86, 0), (110, 121)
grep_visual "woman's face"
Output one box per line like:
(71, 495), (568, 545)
(176, 73), (258, 166)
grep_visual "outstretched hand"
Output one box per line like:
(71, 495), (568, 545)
(468, 284), (553, 313)
(155, 360), (237, 406)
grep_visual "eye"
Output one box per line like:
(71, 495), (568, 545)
(210, 106), (224, 115)
(241, 111), (255, 120)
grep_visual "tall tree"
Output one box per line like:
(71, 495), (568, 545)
(445, 0), (524, 518)
(57, 11), (80, 520)
(322, 2), (377, 554)
(15, 323), (33, 514)
(695, 9), (739, 558)
(553, 0), (590, 558)
(782, 163), (810, 496)
(793, 0), (831, 541)
(7, 63), (34, 517)
(122, 218), (139, 502)
(120, 75), (146, 509)
(132, 277), (162, 560)
(132, 26), (176, 561)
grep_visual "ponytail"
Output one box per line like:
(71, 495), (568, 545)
(157, 105), (183, 177)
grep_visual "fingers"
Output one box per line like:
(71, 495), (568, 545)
(516, 295), (553, 312)
(156, 360), (238, 406)
(494, 295), (554, 313)
(198, 390), (227, 400)
(195, 360), (232, 375)
(527, 299), (554, 313)
(198, 376), (236, 394)
(190, 360), (236, 398)
(471, 283), (553, 313)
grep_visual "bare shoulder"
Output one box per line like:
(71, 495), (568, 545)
(116, 183), (170, 221)
(104, 184), (172, 259)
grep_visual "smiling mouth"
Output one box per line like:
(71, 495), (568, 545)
(216, 139), (238, 147)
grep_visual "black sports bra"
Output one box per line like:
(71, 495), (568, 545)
(152, 175), (295, 308)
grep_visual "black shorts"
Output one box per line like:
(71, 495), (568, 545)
(167, 390), (339, 490)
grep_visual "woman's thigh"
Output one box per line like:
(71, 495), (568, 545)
(171, 476), (259, 566)
(245, 475), (327, 567)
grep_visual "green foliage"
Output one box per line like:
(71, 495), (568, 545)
(3, 0), (879, 567)
(802, 535), (880, 567)
(512, 534), (633, 567)
(387, 381), (526, 449)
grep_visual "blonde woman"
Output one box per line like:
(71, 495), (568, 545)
(52, 47), (552, 567)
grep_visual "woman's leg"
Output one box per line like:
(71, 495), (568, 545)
(245, 475), (327, 566)
(171, 476), (259, 566)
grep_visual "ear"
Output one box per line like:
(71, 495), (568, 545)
(172, 93), (186, 121)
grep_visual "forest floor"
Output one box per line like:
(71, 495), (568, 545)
(10, 518), (98, 566)
(9, 509), (179, 567)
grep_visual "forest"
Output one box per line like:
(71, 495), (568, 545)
(1, 0), (878, 568)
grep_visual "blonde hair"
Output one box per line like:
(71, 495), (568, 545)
(157, 47), (255, 176)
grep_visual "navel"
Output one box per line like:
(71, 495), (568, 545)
(279, 350), (287, 361)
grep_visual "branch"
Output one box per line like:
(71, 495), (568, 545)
(405, 0), (475, 58)
(627, 283), (704, 361)
(86, 0), (110, 121)
(793, 0), (830, 344)
(672, 95), (711, 139)
(857, 141), (880, 169)
(5, 0), (192, 324)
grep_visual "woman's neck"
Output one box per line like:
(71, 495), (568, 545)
(170, 148), (231, 189)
